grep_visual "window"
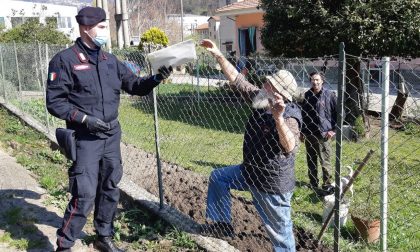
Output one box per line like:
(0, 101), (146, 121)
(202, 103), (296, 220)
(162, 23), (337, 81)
(11, 17), (24, 27)
(46, 17), (57, 26)
(67, 17), (71, 28)
(0, 17), (5, 27)
(57, 17), (72, 28)
(238, 27), (257, 56)
(225, 44), (232, 52)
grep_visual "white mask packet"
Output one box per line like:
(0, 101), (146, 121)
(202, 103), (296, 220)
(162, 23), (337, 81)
(147, 39), (197, 74)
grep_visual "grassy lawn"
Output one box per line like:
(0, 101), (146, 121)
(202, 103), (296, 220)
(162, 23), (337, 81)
(7, 83), (419, 251)
(119, 84), (419, 251)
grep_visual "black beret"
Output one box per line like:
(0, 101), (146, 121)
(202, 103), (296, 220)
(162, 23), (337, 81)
(76, 7), (106, 26)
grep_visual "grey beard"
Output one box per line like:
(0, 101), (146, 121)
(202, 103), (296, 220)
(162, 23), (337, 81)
(252, 90), (272, 109)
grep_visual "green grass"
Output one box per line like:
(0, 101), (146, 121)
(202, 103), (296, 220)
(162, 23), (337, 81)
(0, 105), (200, 251)
(0, 232), (29, 250)
(6, 83), (419, 251)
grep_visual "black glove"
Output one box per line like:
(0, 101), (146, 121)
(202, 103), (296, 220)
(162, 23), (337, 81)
(84, 116), (110, 133)
(156, 65), (173, 81)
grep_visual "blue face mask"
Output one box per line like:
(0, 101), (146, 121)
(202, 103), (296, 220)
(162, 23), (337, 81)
(85, 28), (108, 47)
(93, 35), (108, 47)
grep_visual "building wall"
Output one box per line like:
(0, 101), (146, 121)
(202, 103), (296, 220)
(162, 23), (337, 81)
(0, 0), (79, 41)
(218, 16), (236, 55)
(196, 29), (209, 40)
(208, 19), (220, 47)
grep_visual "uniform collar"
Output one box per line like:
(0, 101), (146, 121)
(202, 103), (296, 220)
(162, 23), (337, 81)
(75, 37), (107, 64)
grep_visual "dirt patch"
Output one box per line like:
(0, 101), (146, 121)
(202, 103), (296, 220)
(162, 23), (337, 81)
(121, 144), (332, 252)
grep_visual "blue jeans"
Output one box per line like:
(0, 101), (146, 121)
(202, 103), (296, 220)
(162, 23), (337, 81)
(206, 164), (296, 252)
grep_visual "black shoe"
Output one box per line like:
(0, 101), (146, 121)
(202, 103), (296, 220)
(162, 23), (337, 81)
(200, 222), (235, 238)
(94, 236), (124, 252)
(56, 247), (71, 252)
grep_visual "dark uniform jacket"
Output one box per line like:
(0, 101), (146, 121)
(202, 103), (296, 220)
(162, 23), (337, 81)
(232, 74), (302, 194)
(301, 87), (337, 138)
(46, 38), (159, 134)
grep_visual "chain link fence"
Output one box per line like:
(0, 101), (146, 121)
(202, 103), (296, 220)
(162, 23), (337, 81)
(0, 42), (418, 252)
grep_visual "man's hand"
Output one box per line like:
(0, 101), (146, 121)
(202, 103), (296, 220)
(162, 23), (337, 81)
(156, 65), (173, 81)
(83, 116), (110, 133)
(270, 93), (286, 117)
(325, 130), (336, 140)
(200, 39), (223, 58)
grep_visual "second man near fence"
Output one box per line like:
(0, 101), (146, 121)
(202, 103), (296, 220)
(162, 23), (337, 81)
(301, 72), (337, 194)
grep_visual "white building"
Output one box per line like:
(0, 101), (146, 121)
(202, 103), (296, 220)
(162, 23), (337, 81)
(216, 0), (241, 55)
(208, 16), (220, 47)
(167, 14), (209, 37)
(0, 0), (80, 41)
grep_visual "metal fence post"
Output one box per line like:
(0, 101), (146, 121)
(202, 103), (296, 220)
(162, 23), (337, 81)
(196, 57), (200, 101)
(334, 42), (346, 252)
(0, 45), (6, 102)
(152, 79), (164, 210)
(39, 42), (50, 132)
(13, 41), (22, 97)
(380, 57), (390, 252)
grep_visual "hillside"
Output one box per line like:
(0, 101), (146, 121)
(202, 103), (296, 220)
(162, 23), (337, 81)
(175, 0), (220, 15)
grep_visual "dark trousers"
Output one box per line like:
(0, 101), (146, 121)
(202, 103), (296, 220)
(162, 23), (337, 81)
(304, 134), (332, 187)
(57, 130), (123, 249)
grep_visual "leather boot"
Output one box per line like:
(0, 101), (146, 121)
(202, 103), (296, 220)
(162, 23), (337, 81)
(94, 236), (124, 252)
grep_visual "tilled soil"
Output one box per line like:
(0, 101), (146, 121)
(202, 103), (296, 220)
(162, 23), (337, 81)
(121, 143), (332, 252)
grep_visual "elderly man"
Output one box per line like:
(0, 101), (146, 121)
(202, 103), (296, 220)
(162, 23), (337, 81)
(200, 39), (301, 252)
(46, 7), (171, 252)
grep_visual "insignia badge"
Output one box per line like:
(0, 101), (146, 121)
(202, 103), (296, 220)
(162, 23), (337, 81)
(73, 64), (91, 71)
(49, 72), (57, 81)
(79, 53), (87, 62)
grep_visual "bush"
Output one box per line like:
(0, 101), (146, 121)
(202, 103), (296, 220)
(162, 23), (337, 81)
(0, 20), (71, 44)
(138, 27), (169, 52)
(352, 115), (365, 139)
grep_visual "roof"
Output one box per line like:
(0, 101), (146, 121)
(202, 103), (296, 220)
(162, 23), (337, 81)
(208, 16), (220, 21)
(216, 0), (261, 14)
(195, 23), (209, 30)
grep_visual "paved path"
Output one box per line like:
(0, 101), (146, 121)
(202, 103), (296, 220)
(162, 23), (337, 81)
(0, 149), (90, 252)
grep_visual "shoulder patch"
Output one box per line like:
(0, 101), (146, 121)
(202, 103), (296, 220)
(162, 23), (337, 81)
(49, 72), (57, 81)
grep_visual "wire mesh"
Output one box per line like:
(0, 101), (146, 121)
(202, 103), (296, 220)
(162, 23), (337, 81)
(0, 43), (418, 252)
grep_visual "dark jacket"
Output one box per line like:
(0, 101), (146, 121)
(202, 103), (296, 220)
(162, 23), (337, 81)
(46, 38), (159, 134)
(242, 103), (302, 194)
(301, 87), (337, 138)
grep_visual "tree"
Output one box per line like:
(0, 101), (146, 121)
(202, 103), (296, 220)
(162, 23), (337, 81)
(138, 27), (169, 51)
(0, 20), (71, 45)
(125, 0), (180, 43)
(260, 0), (420, 129)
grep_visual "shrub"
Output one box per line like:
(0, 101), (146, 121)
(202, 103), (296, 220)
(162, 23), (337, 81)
(138, 27), (169, 52)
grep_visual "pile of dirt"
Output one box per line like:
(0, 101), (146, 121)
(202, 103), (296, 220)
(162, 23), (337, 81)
(122, 143), (331, 252)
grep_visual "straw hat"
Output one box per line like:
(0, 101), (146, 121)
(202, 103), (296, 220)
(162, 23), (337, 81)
(266, 70), (297, 101)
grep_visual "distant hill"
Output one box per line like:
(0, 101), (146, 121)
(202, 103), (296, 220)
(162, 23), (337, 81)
(175, 0), (221, 15)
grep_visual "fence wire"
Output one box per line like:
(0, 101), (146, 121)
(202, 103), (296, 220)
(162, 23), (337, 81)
(0, 42), (418, 252)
